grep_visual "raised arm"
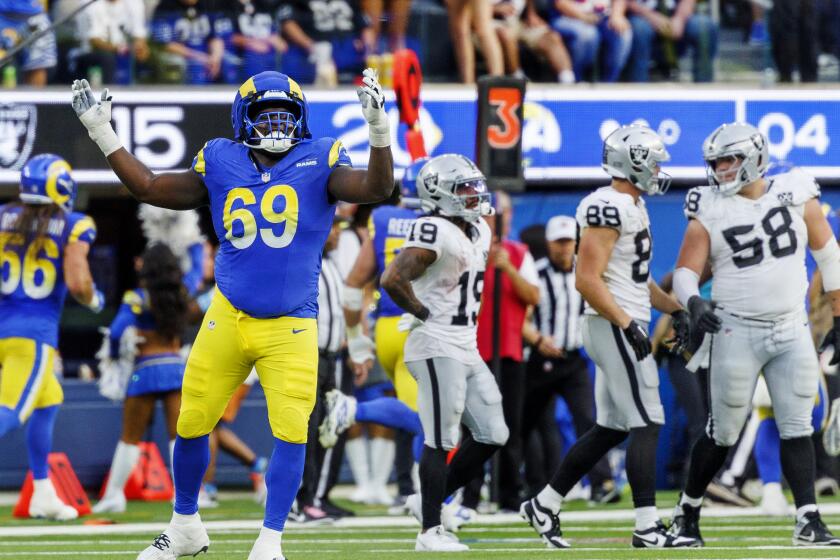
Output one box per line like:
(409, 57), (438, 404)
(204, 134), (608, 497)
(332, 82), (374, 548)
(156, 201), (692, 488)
(72, 80), (208, 210)
(327, 68), (394, 204)
(381, 246), (436, 320)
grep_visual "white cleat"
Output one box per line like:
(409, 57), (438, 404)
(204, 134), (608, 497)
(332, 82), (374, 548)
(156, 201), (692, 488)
(415, 525), (469, 552)
(405, 493), (468, 533)
(247, 540), (285, 560)
(349, 484), (372, 504)
(318, 390), (357, 448)
(92, 492), (127, 514)
(760, 482), (791, 517)
(136, 514), (210, 560)
(367, 485), (395, 506)
(29, 480), (78, 521)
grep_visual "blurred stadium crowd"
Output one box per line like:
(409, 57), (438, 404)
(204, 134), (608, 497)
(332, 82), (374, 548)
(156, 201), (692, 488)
(2, 0), (840, 88)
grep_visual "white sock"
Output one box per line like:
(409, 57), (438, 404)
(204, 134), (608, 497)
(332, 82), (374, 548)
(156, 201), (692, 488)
(345, 437), (371, 489)
(256, 525), (282, 546)
(169, 439), (176, 469)
(171, 511), (199, 525)
(32, 477), (55, 497)
(104, 441), (141, 498)
(559, 70), (575, 84)
(796, 504), (818, 521)
(369, 437), (395, 492)
(536, 485), (564, 514)
(680, 493), (703, 508)
(635, 506), (659, 531)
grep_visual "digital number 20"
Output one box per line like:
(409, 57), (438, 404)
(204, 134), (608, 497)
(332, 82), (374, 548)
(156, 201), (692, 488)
(223, 185), (299, 250)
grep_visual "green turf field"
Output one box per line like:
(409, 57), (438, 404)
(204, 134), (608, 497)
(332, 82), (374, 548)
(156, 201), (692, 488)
(3, 491), (840, 559)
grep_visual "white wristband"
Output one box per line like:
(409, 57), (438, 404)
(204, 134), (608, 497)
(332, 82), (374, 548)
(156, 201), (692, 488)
(673, 267), (700, 308)
(368, 124), (390, 148)
(89, 123), (122, 157)
(814, 239), (840, 292)
(343, 285), (364, 311)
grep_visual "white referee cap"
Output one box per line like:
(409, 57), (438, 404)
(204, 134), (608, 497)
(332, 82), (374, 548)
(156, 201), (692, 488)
(546, 215), (577, 241)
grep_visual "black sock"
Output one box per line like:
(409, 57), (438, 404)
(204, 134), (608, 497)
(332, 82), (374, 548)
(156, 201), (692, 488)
(781, 436), (817, 509)
(420, 445), (448, 530)
(549, 425), (627, 496)
(684, 434), (730, 500)
(444, 433), (501, 497)
(626, 425), (660, 508)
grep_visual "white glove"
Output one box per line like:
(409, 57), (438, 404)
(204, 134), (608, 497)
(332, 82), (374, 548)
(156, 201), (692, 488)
(824, 398), (840, 456)
(357, 67), (390, 148)
(397, 312), (424, 333)
(71, 78), (122, 156)
(348, 330), (375, 365)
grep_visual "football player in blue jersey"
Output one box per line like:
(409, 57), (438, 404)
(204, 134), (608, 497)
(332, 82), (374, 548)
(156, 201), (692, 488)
(72, 69), (393, 560)
(0, 153), (103, 520)
(319, 159), (427, 452)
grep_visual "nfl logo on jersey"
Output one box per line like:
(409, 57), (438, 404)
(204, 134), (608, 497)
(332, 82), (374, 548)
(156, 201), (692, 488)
(777, 192), (794, 205)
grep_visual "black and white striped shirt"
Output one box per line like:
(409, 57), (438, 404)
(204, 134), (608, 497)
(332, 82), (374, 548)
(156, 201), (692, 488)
(317, 257), (344, 353)
(534, 257), (583, 352)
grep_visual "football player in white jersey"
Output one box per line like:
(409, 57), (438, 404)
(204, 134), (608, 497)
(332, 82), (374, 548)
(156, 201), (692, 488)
(669, 122), (840, 546)
(521, 125), (696, 549)
(380, 154), (508, 552)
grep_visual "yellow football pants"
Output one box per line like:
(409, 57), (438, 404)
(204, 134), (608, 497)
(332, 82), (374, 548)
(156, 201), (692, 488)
(375, 316), (417, 412)
(0, 338), (61, 424)
(178, 290), (318, 443)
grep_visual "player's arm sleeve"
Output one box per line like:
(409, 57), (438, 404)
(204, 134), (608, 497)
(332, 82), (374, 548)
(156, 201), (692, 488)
(68, 214), (97, 245)
(402, 218), (443, 262)
(109, 291), (141, 357)
(328, 139), (352, 169)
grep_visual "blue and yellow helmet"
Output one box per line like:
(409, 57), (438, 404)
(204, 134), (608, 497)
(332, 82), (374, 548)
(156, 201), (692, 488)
(231, 71), (310, 153)
(19, 154), (76, 212)
(401, 157), (429, 209)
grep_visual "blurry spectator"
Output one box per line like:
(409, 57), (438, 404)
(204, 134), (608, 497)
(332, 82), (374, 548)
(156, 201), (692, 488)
(626, 0), (718, 82)
(75, 0), (149, 85)
(278, 0), (373, 86)
(0, 0), (57, 86)
(362, 0), (410, 53)
(748, 1), (768, 46)
(549, 0), (632, 82)
(230, 0), (286, 83)
(150, 0), (230, 84)
(493, 0), (575, 83)
(464, 191), (540, 512)
(447, 0), (504, 83)
(768, 0), (817, 82)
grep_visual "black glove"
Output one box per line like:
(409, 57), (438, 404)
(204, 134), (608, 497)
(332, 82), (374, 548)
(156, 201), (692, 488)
(687, 295), (722, 334)
(623, 320), (651, 361)
(668, 309), (691, 355)
(820, 317), (840, 366)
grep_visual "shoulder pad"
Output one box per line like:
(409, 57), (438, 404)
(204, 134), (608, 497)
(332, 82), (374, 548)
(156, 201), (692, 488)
(576, 188), (640, 232)
(68, 213), (97, 244)
(769, 168), (821, 207)
(191, 138), (225, 176)
(683, 186), (715, 221)
(121, 289), (146, 314)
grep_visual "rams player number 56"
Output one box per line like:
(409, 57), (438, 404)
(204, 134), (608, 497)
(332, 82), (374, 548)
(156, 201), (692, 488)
(72, 70), (394, 560)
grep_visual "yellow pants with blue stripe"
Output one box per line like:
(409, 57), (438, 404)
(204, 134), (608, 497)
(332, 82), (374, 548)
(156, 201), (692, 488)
(0, 338), (61, 424)
(375, 316), (417, 412)
(178, 290), (318, 443)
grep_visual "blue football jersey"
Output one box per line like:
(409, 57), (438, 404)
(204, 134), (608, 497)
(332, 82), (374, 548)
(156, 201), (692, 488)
(0, 0), (42, 16)
(369, 205), (419, 318)
(108, 289), (157, 357)
(0, 205), (97, 347)
(151, 9), (232, 84)
(192, 137), (351, 318)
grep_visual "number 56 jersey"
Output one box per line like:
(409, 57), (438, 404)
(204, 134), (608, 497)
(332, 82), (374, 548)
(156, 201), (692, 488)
(576, 186), (652, 323)
(192, 137), (350, 319)
(401, 216), (491, 365)
(684, 169), (817, 321)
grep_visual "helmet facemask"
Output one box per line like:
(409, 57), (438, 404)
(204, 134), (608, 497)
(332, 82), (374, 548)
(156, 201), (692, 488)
(244, 101), (303, 154)
(706, 150), (762, 196)
(451, 179), (494, 222)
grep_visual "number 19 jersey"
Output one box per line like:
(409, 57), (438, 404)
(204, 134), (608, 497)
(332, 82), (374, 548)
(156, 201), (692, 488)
(401, 216), (491, 365)
(192, 137), (350, 319)
(684, 169), (816, 320)
(576, 186), (652, 323)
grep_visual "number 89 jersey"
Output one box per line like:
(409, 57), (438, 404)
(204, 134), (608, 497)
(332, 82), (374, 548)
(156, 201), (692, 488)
(576, 186), (652, 323)
(402, 215), (491, 365)
(192, 137), (350, 319)
(684, 169), (817, 320)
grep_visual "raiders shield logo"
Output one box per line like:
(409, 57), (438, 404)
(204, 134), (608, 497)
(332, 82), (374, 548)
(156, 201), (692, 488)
(423, 172), (439, 191)
(0, 104), (37, 170)
(628, 145), (649, 167)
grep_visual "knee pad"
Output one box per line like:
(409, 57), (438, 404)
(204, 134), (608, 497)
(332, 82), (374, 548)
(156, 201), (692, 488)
(177, 409), (210, 439)
(271, 403), (313, 444)
(709, 428), (739, 448)
(474, 415), (509, 447)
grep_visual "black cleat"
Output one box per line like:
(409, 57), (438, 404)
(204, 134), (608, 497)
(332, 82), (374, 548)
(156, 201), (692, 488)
(793, 511), (840, 546)
(669, 500), (704, 546)
(519, 497), (570, 549)
(633, 520), (700, 548)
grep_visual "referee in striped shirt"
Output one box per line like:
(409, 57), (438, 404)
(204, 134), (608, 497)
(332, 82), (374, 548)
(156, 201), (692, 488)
(522, 215), (618, 504)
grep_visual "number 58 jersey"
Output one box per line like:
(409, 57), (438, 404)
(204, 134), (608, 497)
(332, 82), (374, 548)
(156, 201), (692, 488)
(684, 169), (817, 321)
(576, 186), (653, 323)
(192, 137), (350, 319)
(401, 215), (491, 365)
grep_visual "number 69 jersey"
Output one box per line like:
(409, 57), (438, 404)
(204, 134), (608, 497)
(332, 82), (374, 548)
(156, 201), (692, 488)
(576, 186), (653, 323)
(401, 215), (491, 365)
(192, 137), (350, 319)
(684, 169), (818, 321)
